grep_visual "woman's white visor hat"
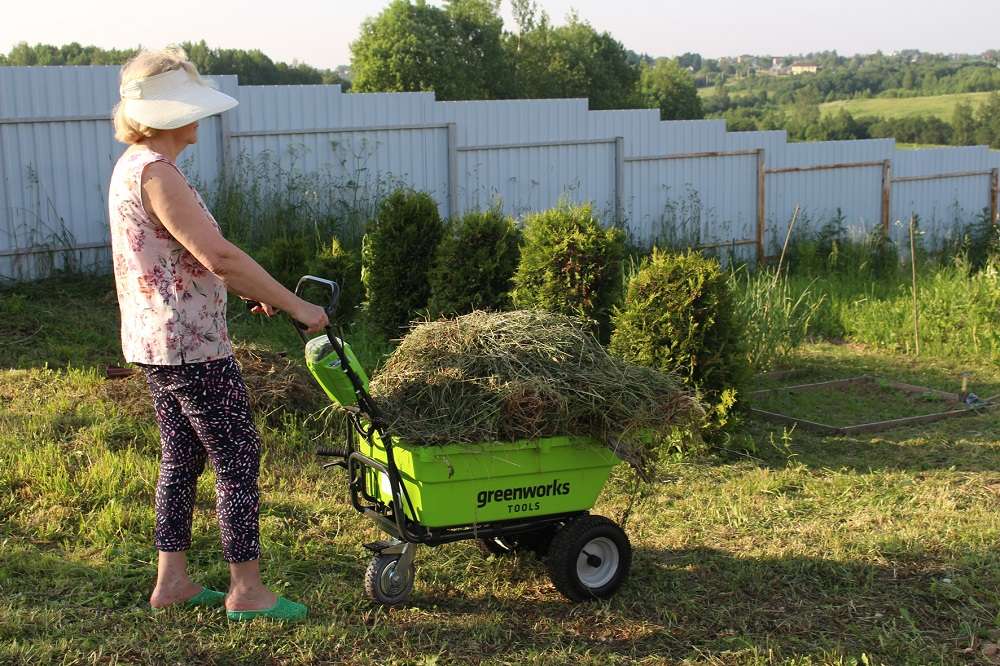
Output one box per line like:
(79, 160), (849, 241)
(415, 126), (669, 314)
(119, 67), (238, 130)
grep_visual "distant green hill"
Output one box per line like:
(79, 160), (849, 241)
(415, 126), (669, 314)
(820, 92), (995, 120)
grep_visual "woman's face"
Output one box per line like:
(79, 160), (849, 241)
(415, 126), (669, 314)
(171, 121), (199, 146)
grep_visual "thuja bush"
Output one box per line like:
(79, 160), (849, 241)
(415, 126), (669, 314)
(610, 249), (751, 428)
(254, 235), (312, 289)
(511, 203), (625, 342)
(361, 190), (444, 338)
(427, 207), (521, 317)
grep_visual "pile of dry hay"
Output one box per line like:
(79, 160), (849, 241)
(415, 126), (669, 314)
(103, 342), (324, 422)
(369, 310), (702, 469)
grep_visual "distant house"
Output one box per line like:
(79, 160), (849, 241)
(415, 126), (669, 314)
(790, 62), (819, 75)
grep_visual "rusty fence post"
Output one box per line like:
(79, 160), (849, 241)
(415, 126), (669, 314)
(881, 159), (892, 237)
(756, 148), (766, 264)
(991, 168), (999, 226)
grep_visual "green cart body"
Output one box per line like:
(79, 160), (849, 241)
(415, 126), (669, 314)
(358, 433), (620, 528)
(293, 275), (633, 606)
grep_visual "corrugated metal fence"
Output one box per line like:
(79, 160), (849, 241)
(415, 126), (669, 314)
(2, 66), (999, 281)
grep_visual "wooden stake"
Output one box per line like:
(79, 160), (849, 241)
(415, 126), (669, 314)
(909, 215), (920, 356)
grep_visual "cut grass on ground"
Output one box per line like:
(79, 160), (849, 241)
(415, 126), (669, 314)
(4, 277), (1000, 664)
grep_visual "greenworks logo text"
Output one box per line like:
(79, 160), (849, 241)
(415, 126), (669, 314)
(476, 479), (571, 508)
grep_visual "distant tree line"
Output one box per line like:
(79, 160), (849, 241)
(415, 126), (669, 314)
(691, 50), (1000, 103)
(0, 40), (351, 88)
(714, 90), (1000, 148)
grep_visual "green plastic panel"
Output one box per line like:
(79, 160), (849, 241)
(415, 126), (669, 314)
(305, 335), (369, 406)
(359, 434), (621, 528)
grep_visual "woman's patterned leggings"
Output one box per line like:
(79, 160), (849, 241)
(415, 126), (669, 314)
(139, 355), (261, 563)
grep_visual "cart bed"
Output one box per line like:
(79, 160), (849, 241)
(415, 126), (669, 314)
(360, 434), (621, 528)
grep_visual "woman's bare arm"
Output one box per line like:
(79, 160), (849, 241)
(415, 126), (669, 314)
(140, 161), (328, 332)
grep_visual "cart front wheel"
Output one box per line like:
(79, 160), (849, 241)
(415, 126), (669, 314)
(546, 515), (631, 602)
(364, 554), (414, 606)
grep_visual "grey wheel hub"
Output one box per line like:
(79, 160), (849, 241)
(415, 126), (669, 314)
(380, 559), (412, 596)
(576, 536), (619, 588)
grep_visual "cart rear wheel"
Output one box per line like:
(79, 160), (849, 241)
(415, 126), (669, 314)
(364, 554), (414, 606)
(546, 515), (631, 602)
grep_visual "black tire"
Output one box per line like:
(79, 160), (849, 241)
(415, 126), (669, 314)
(364, 554), (414, 606)
(545, 515), (631, 602)
(476, 525), (559, 559)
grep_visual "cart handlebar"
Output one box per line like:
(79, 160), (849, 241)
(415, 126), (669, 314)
(294, 275), (341, 317)
(244, 275), (341, 340)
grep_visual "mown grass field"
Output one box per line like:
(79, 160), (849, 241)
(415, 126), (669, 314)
(819, 92), (994, 121)
(697, 87), (751, 100)
(4, 275), (1000, 665)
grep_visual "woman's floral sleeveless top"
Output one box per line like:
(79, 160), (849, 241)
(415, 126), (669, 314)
(108, 148), (231, 365)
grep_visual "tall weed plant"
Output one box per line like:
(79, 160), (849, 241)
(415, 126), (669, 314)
(847, 256), (1000, 359)
(729, 267), (824, 372)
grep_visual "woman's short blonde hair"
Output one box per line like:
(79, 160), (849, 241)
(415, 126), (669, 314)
(112, 47), (201, 144)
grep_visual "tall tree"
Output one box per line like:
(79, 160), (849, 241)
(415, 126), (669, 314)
(505, 12), (639, 110)
(974, 93), (1000, 148)
(444, 0), (513, 98)
(636, 58), (703, 120)
(952, 101), (978, 145)
(350, 0), (506, 100)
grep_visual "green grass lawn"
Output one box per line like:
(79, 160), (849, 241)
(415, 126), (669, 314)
(750, 376), (958, 428)
(4, 276), (1000, 664)
(819, 92), (995, 121)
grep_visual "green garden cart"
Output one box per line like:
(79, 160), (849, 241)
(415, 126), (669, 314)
(292, 276), (632, 606)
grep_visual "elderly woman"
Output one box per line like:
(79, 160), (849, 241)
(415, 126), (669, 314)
(108, 47), (327, 621)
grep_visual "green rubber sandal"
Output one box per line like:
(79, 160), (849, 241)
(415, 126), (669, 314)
(227, 596), (308, 622)
(185, 587), (226, 608)
(151, 587), (226, 612)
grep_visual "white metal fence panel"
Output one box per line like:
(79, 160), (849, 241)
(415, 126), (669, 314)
(0, 67), (235, 280)
(435, 98), (589, 146)
(890, 147), (995, 251)
(624, 150), (759, 248)
(457, 139), (618, 218)
(763, 139), (894, 251)
(1, 66), (999, 282)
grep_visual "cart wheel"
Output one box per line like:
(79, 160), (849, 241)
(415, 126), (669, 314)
(364, 554), (415, 606)
(546, 515), (631, 602)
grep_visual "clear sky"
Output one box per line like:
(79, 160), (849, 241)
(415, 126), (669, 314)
(1, 0), (996, 70)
